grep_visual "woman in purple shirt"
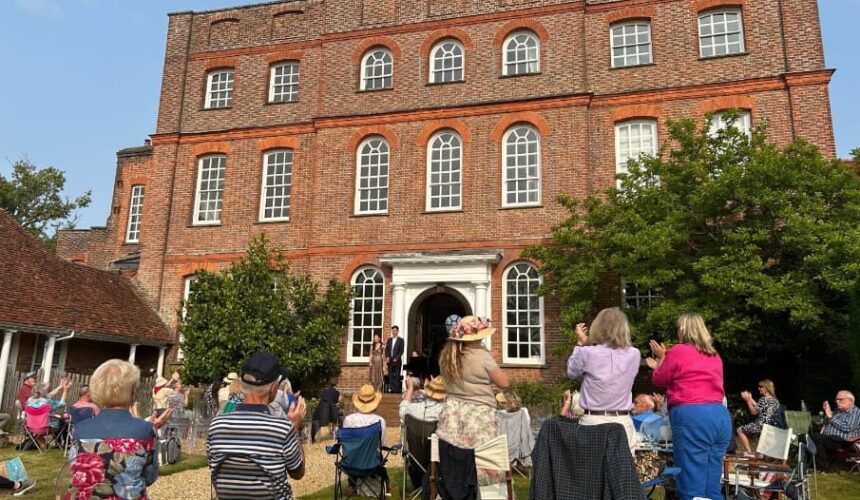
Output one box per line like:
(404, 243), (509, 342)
(567, 307), (641, 452)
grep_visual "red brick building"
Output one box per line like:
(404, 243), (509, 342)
(57, 0), (835, 388)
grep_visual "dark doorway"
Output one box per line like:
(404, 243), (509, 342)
(408, 286), (471, 377)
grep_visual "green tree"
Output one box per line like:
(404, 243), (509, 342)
(525, 114), (860, 358)
(179, 235), (352, 386)
(0, 159), (92, 246)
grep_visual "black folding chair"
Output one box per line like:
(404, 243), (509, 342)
(402, 415), (438, 500)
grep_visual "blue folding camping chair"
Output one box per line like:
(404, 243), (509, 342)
(326, 422), (401, 499)
(642, 466), (681, 498)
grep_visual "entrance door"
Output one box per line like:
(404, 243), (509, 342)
(408, 286), (471, 377)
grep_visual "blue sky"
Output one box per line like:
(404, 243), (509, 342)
(1, 0), (858, 229)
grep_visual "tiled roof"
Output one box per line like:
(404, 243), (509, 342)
(0, 209), (172, 345)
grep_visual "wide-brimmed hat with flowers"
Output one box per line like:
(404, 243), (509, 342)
(352, 383), (383, 413)
(423, 376), (447, 401)
(448, 315), (495, 342)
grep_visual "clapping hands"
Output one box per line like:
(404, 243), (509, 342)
(741, 390), (753, 401)
(575, 323), (589, 346)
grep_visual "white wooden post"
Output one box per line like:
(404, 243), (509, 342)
(128, 344), (138, 365)
(41, 335), (57, 384)
(0, 330), (14, 402)
(156, 347), (166, 377)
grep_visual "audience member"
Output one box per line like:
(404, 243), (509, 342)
(647, 313), (731, 500)
(437, 316), (509, 493)
(0, 473), (35, 496)
(222, 375), (245, 414)
(566, 307), (641, 452)
(205, 376), (222, 417)
(809, 390), (860, 470)
(68, 359), (172, 499)
(311, 380), (341, 443)
(166, 380), (191, 420)
(16, 372), (38, 408)
(560, 389), (584, 420)
(70, 385), (100, 423)
(27, 379), (70, 433)
(320, 380), (340, 405)
(400, 376), (445, 424)
(345, 384), (390, 496)
(218, 372), (238, 413)
(495, 390), (522, 413)
(737, 379), (781, 457)
(207, 352), (306, 500)
(152, 375), (171, 415)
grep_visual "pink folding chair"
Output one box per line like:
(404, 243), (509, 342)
(23, 405), (53, 453)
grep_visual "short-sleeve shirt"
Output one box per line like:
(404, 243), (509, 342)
(167, 392), (186, 419)
(343, 412), (386, 438)
(207, 403), (304, 500)
(444, 347), (499, 407)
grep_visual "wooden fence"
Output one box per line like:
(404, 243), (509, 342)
(0, 368), (155, 415)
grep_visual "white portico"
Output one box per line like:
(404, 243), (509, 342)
(379, 250), (502, 361)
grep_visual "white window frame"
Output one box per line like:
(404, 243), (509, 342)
(426, 131), (463, 212)
(502, 262), (545, 365)
(30, 335), (68, 372)
(204, 69), (234, 109)
(430, 40), (465, 83)
(621, 279), (663, 309)
(268, 61), (300, 103)
(179, 275), (198, 360)
(709, 109), (752, 137)
(347, 267), (385, 363)
(259, 149), (293, 222)
(354, 137), (390, 215)
(125, 184), (145, 243)
(192, 155), (227, 226)
(502, 125), (542, 207)
(360, 48), (393, 91)
(615, 119), (658, 179)
(698, 8), (745, 58)
(611, 21), (653, 68)
(502, 30), (540, 76)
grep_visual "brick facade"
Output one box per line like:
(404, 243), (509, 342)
(57, 0), (835, 389)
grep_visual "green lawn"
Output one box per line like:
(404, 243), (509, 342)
(298, 467), (860, 499)
(0, 448), (207, 500)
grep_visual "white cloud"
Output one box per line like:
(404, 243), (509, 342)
(16, 0), (63, 17)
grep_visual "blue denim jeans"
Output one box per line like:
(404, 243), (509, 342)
(670, 403), (732, 500)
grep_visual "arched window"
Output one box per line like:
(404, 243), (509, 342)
(708, 109), (752, 137)
(502, 31), (539, 76)
(259, 149), (293, 221)
(193, 155), (227, 225)
(349, 267), (385, 362)
(502, 125), (541, 207)
(614, 119), (658, 177)
(355, 137), (390, 215)
(361, 48), (393, 90)
(204, 69), (234, 109)
(698, 8), (745, 58)
(503, 262), (544, 364)
(430, 40), (464, 83)
(611, 21), (652, 68)
(426, 131), (462, 211)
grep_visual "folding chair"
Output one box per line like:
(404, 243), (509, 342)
(496, 407), (535, 478)
(641, 466), (681, 499)
(22, 405), (57, 453)
(326, 422), (401, 499)
(428, 434), (514, 500)
(401, 415), (437, 500)
(723, 424), (812, 499)
(210, 453), (278, 500)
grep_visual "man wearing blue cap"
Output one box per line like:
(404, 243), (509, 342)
(207, 352), (307, 499)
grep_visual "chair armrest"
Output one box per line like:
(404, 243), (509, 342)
(847, 435), (860, 444)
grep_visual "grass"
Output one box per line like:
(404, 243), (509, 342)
(298, 466), (860, 499)
(0, 447), (207, 500)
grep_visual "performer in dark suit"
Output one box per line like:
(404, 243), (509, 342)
(385, 325), (404, 393)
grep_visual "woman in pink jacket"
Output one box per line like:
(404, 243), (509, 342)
(646, 313), (732, 500)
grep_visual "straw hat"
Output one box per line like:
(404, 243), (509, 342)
(223, 372), (239, 384)
(352, 384), (383, 413)
(448, 315), (495, 342)
(155, 376), (168, 387)
(423, 376), (447, 401)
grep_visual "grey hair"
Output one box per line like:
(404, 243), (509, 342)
(242, 375), (277, 397)
(839, 390), (855, 403)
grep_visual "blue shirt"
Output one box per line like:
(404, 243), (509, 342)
(823, 406), (860, 441)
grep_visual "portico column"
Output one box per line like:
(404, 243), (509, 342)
(41, 335), (57, 383)
(0, 330), (15, 402)
(156, 347), (166, 377)
(128, 344), (138, 365)
(391, 282), (407, 333)
(473, 281), (489, 318)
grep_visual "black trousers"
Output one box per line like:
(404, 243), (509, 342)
(388, 362), (402, 393)
(0, 475), (15, 489)
(809, 433), (850, 469)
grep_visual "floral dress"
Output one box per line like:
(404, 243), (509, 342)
(741, 395), (780, 434)
(67, 408), (159, 500)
